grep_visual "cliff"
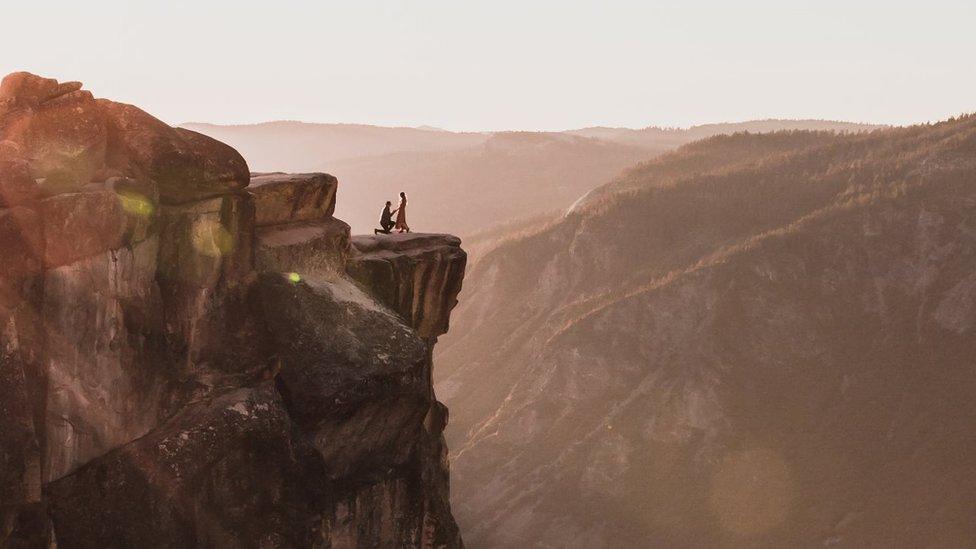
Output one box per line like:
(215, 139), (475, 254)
(0, 72), (466, 548)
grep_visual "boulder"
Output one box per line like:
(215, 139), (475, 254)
(256, 272), (464, 546)
(23, 90), (107, 187)
(39, 189), (154, 268)
(255, 217), (350, 274)
(0, 74), (108, 188)
(1, 74), (250, 203)
(347, 234), (467, 338)
(45, 384), (324, 548)
(0, 73), (81, 115)
(250, 172), (337, 226)
(43, 380), (463, 547)
(99, 100), (249, 204)
(256, 272), (430, 476)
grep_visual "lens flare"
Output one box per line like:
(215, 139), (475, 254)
(287, 272), (302, 283)
(190, 218), (234, 258)
(118, 191), (154, 217)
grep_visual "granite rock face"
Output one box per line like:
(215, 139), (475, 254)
(0, 141), (39, 207)
(0, 71), (247, 204)
(97, 100), (249, 204)
(0, 72), (466, 548)
(250, 172), (338, 226)
(256, 217), (351, 273)
(45, 384), (323, 548)
(347, 234), (467, 339)
(251, 172), (349, 274)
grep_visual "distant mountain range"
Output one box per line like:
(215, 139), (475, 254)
(434, 115), (976, 547)
(184, 120), (882, 237)
(568, 119), (885, 149)
(182, 121), (488, 172)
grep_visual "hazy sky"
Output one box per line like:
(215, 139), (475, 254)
(2, 1), (974, 131)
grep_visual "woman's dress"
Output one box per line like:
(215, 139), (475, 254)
(395, 198), (410, 232)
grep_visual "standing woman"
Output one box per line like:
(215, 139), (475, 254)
(394, 191), (411, 233)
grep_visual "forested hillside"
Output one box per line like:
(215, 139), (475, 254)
(436, 115), (976, 547)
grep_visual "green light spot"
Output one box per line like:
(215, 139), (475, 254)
(190, 219), (234, 258)
(118, 191), (154, 218)
(287, 272), (302, 283)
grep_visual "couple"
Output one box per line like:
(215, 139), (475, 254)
(375, 191), (411, 234)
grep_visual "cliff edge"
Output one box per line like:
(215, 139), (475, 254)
(0, 72), (466, 548)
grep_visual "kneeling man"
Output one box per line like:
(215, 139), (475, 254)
(375, 201), (396, 234)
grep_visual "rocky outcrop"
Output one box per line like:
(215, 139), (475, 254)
(255, 273), (461, 547)
(256, 217), (351, 273)
(347, 234), (467, 339)
(250, 172), (338, 226)
(250, 172), (349, 274)
(257, 274), (431, 476)
(0, 72), (247, 204)
(98, 100), (249, 204)
(0, 72), (465, 547)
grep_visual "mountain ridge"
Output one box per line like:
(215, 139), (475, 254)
(185, 119), (881, 237)
(436, 113), (976, 547)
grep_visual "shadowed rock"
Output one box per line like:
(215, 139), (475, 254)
(0, 353), (45, 547)
(257, 273), (429, 473)
(347, 233), (467, 338)
(45, 384), (324, 548)
(256, 271), (462, 545)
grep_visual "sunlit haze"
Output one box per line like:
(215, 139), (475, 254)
(3, 0), (974, 130)
(4, 3), (976, 548)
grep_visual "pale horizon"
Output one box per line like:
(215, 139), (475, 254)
(3, 1), (974, 132)
(4, 3), (976, 548)
(183, 116), (892, 134)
